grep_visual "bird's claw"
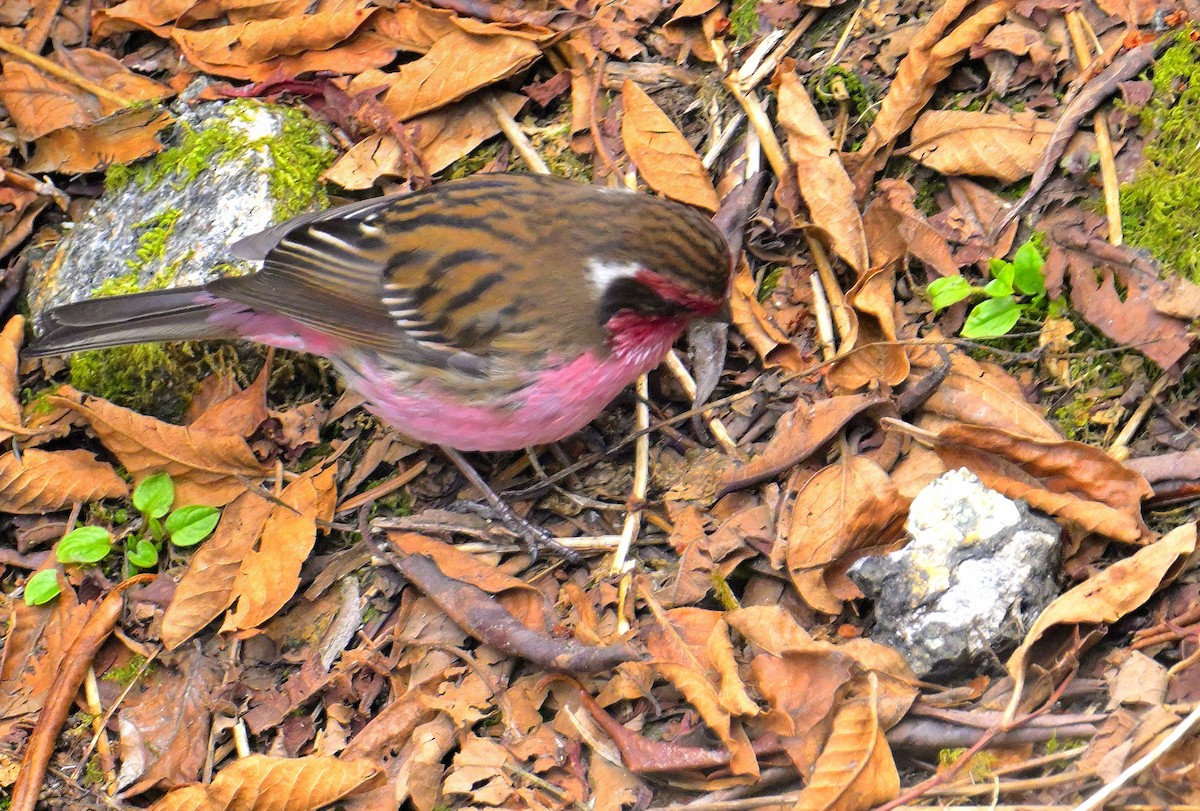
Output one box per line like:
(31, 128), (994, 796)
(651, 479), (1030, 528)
(457, 501), (582, 564)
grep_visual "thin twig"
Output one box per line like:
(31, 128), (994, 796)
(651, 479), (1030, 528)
(611, 374), (650, 575)
(663, 350), (738, 454)
(0, 36), (138, 108)
(486, 94), (551, 175)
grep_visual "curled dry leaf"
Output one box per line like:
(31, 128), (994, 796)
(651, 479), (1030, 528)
(0, 48), (171, 142)
(621, 79), (719, 212)
(907, 110), (1055, 183)
(720, 393), (890, 494)
(49, 385), (271, 506)
(161, 491), (275, 650)
(641, 596), (760, 778)
(848, 0), (1018, 193)
(375, 29), (542, 121)
(1004, 523), (1197, 723)
(826, 266), (911, 390)
(777, 70), (867, 273)
(930, 422), (1153, 543)
(223, 464), (337, 632)
(0, 449), (128, 514)
(863, 179), (959, 277)
(791, 674), (900, 811)
(0, 315), (27, 441)
(787, 455), (909, 614)
(729, 257), (808, 373)
(916, 345), (1063, 441)
(148, 754), (380, 811)
(25, 106), (172, 174)
(172, 8), (378, 73)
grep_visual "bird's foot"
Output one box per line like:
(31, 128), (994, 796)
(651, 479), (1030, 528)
(440, 446), (581, 564)
(456, 501), (581, 563)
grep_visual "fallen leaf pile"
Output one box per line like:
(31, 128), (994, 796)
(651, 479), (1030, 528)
(2, 0), (1200, 810)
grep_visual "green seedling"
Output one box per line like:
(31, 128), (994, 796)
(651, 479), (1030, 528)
(928, 240), (1047, 338)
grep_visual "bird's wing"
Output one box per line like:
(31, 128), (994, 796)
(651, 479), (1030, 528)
(211, 192), (495, 376)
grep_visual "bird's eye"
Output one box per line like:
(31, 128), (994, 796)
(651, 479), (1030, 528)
(596, 276), (683, 325)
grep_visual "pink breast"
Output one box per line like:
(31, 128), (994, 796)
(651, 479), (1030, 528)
(342, 323), (685, 451)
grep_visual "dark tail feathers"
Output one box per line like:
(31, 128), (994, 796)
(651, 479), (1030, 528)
(25, 287), (235, 357)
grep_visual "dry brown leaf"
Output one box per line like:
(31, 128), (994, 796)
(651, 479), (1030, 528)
(908, 110), (1054, 183)
(325, 92), (528, 190)
(787, 456), (909, 614)
(642, 598), (760, 778)
(721, 393), (889, 493)
(863, 179), (959, 277)
(918, 347), (1062, 441)
(375, 29), (541, 121)
(1004, 523), (1197, 722)
(826, 266), (910, 390)
(0, 449), (128, 514)
(0, 48), (171, 142)
(777, 70), (866, 273)
(49, 385), (271, 506)
(149, 753), (380, 811)
(791, 675), (899, 811)
(0, 315), (26, 441)
(161, 491), (275, 650)
(848, 0), (1018, 193)
(224, 464), (337, 631)
(93, 0), (202, 38)
(621, 79), (718, 212)
(25, 106), (171, 174)
(931, 422), (1153, 543)
(172, 8), (377, 71)
(729, 257), (807, 372)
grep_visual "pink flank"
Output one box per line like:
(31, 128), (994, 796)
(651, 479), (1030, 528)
(341, 314), (689, 451)
(206, 292), (693, 451)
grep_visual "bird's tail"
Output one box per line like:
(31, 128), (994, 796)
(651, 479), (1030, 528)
(25, 287), (237, 357)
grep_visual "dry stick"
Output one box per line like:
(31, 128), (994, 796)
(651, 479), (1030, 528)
(1108, 373), (1170, 461)
(811, 272), (837, 359)
(725, 83), (789, 179)
(486, 94), (551, 175)
(80, 646), (161, 775)
(807, 236), (852, 341)
(1074, 702), (1200, 811)
(336, 459), (428, 513)
(11, 575), (153, 811)
(0, 35), (137, 108)
(1065, 11), (1122, 245)
(612, 374), (650, 575)
(741, 12), (820, 90)
(82, 667), (116, 789)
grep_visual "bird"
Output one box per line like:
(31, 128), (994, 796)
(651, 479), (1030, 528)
(27, 173), (732, 557)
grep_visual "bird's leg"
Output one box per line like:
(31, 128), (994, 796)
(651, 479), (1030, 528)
(439, 446), (581, 563)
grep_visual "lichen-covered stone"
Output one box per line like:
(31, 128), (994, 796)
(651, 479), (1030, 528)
(848, 468), (1061, 679)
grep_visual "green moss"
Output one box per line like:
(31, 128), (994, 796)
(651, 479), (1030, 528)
(729, 0), (759, 43)
(445, 141), (503, 180)
(104, 100), (334, 224)
(1119, 32), (1200, 281)
(810, 67), (875, 125)
(127, 209), (182, 270)
(83, 754), (106, 788)
(258, 104), (335, 221)
(937, 748), (999, 781)
(757, 266), (784, 301)
(101, 653), (149, 685)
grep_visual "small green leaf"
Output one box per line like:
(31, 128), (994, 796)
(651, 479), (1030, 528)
(24, 569), (61, 606)
(1012, 241), (1046, 297)
(133, 473), (174, 519)
(962, 296), (1022, 338)
(57, 526), (114, 565)
(166, 506), (221, 547)
(127, 538), (159, 569)
(984, 262), (1015, 297)
(928, 276), (974, 311)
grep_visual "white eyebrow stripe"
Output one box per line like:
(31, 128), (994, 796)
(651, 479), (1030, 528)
(586, 258), (641, 297)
